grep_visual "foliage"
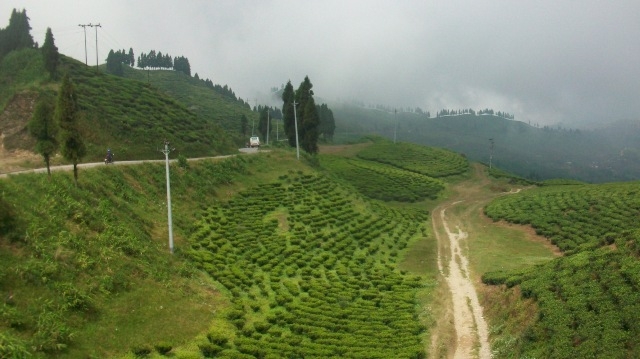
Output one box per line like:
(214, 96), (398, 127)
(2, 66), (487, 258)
(186, 171), (429, 358)
(0, 156), (251, 357)
(321, 154), (444, 202)
(41, 27), (58, 79)
(55, 73), (86, 184)
(296, 76), (320, 154)
(317, 103), (336, 142)
(28, 92), (58, 175)
(281, 81), (296, 148)
(488, 166), (537, 186)
(485, 181), (640, 253)
(483, 181), (640, 358)
(356, 137), (469, 178)
(0, 9), (34, 60)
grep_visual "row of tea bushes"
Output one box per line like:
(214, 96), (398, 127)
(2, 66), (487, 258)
(187, 172), (429, 358)
(483, 181), (640, 358)
(321, 155), (444, 202)
(355, 138), (469, 178)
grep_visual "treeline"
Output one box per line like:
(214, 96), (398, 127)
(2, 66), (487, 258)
(436, 108), (514, 119)
(0, 9), (60, 80)
(106, 47), (247, 108)
(0, 9), (34, 60)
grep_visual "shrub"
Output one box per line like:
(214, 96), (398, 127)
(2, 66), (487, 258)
(131, 344), (153, 357)
(154, 342), (173, 355)
(199, 342), (223, 357)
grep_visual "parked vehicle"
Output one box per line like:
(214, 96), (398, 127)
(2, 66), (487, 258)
(249, 136), (260, 148)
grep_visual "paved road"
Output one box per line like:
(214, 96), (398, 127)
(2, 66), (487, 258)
(0, 148), (261, 178)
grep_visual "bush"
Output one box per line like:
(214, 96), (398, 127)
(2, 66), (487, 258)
(199, 342), (223, 357)
(154, 342), (173, 355)
(131, 344), (153, 357)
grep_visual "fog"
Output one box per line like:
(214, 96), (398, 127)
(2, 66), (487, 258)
(3, 0), (639, 127)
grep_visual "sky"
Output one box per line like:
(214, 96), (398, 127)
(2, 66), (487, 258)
(2, 0), (640, 127)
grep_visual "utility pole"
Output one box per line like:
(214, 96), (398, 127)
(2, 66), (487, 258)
(90, 23), (101, 72)
(393, 108), (398, 144)
(78, 24), (89, 65)
(161, 140), (175, 254)
(489, 138), (495, 170)
(276, 118), (279, 141)
(266, 110), (270, 146)
(293, 101), (300, 160)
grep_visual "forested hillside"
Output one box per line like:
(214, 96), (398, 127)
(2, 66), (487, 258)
(332, 103), (640, 183)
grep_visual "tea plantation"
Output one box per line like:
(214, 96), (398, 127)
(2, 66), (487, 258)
(356, 138), (469, 178)
(483, 182), (640, 358)
(187, 172), (430, 358)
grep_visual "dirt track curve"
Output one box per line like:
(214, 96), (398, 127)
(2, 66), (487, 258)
(430, 164), (522, 358)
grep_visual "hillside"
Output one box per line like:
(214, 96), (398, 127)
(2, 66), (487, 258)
(0, 140), (466, 358)
(332, 103), (640, 183)
(483, 182), (640, 358)
(0, 48), (257, 169)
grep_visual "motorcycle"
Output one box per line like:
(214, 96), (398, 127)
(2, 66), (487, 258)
(104, 153), (114, 164)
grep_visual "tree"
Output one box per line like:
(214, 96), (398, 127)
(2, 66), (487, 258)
(240, 114), (248, 137)
(295, 76), (320, 154)
(258, 107), (269, 142)
(105, 49), (123, 76)
(55, 74), (86, 185)
(41, 27), (59, 79)
(128, 47), (135, 66)
(281, 81), (296, 147)
(0, 9), (34, 59)
(317, 103), (336, 142)
(28, 93), (58, 176)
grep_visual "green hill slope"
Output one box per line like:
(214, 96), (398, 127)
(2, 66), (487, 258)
(0, 140), (445, 358)
(0, 49), (253, 164)
(483, 182), (640, 358)
(332, 103), (639, 183)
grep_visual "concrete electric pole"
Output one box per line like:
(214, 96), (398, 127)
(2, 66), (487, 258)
(161, 140), (175, 254)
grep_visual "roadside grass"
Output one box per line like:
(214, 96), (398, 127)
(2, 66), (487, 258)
(0, 154), (265, 357)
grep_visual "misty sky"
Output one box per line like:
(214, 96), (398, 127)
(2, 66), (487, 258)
(2, 0), (639, 127)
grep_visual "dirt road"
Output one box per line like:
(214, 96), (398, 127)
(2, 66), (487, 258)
(430, 165), (517, 358)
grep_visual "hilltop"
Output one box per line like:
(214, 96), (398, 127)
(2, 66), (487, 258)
(0, 48), (258, 171)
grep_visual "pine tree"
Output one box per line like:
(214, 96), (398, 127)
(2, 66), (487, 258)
(240, 114), (248, 136)
(55, 74), (86, 185)
(281, 81), (296, 147)
(128, 47), (134, 66)
(258, 107), (269, 142)
(0, 9), (34, 59)
(41, 27), (59, 79)
(295, 76), (320, 154)
(28, 93), (58, 176)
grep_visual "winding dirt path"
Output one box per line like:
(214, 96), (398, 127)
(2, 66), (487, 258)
(430, 165), (518, 358)
(436, 201), (492, 358)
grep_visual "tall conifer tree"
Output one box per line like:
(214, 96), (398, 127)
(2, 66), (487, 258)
(41, 27), (59, 79)
(55, 74), (86, 185)
(281, 81), (296, 147)
(28, 93), (58, 176)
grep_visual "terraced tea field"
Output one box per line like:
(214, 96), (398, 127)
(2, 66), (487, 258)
(187, 172), (430, 358)
(483, 182), (640, 358)
(356, 139), (469, 178)
(320, 155), (444, 202)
